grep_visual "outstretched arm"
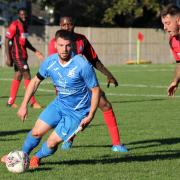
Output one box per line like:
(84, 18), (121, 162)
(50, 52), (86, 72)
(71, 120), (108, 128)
(80, 86), (100, 129)
(168, 63), (180, 96)
(82, 36), (118, 87)
(26, 39), (44, 61)
(93, 60), (118, 87)
(17, 76), (42, 121)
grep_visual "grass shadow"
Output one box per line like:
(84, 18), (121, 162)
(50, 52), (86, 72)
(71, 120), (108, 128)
(111, 98), (167, 104)
(0, 129), (30, 136)
(127, 137), (180, 150)
(28, 167), (53, 172)
(41, 149), (180, 166)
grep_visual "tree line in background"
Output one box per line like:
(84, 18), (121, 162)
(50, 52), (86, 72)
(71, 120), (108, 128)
(3, 0), (177, 28)
(32, 0), (176, 28)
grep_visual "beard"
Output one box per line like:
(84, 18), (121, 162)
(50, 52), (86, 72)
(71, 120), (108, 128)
(59, 53), (71, 62)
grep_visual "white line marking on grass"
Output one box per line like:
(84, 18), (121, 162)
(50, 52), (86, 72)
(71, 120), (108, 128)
(100, 83), (167, 89)
(106, 93), (172, 98)
(37, 88), (180, 98)
(110, 68), (174, 73)
(2, 78), (179, 97)
(0, 78), (12, 81)
(38, 88), (54, 93)
(0, 78), (167, 89)
(0, 78), (52, 84)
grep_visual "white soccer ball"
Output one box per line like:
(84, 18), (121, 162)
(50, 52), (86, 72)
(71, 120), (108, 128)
(6, 150), (29, 173)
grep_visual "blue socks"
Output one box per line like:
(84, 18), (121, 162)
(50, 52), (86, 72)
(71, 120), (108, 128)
(22, 131), (41, 155)
(22, 131), (57, 159)
(35, 142), (57, 159)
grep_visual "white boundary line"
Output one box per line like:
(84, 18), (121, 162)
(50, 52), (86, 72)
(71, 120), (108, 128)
(1, 77), (180, 98)
(37, 88), (180, 98)
(0, 78), (167, 89)
(110, 69), (174, 73)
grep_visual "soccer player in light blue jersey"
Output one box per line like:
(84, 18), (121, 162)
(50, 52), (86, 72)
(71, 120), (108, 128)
(49, 16), (128, 153)
(1, 30), (100, 169)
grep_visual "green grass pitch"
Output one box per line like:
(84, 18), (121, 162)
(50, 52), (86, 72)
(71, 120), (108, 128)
(0, 64), (180, 179)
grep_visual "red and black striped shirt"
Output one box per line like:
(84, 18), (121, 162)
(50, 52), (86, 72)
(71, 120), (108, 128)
(6, 19), (36, 60)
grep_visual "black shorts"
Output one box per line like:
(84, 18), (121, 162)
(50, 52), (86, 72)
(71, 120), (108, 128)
(13, 58), (30, 72)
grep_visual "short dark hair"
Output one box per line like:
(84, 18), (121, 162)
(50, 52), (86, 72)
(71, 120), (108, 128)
(59, 16), (75, 24)
(161, 4), (180, 17)
(55, 30), (73, 41)
(18, 7), (27, 14)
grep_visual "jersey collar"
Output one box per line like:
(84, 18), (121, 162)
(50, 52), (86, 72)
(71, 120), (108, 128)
(58, 58), (73, 67)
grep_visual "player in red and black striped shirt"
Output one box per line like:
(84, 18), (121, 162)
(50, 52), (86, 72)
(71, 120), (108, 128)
(48, 16), (128, 152)
(5, 8), (44, 108)
(161, 4), (180, 96)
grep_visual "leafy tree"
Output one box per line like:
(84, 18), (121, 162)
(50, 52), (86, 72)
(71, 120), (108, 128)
(102, 0), (177, 27)
(102, 0), (162, 27)
(31, 0), (112, 26)
(31, 0), (176, 27)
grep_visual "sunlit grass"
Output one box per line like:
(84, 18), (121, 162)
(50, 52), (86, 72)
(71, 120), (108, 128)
(0, 64), (180, 179)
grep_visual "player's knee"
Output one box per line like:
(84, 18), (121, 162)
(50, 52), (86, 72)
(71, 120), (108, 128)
(98, 96), (112, 111)
(99, 101), (112, 111)
(23, 71), (31, 79)
(14, 73), (22, 81)
(99, 91), (112, 111)
(31, 129), (43, 138)
(47, 138), (59, 149)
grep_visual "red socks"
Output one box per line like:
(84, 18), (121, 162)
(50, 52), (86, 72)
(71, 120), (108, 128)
(8, 79), (37, 105)
(8, 79), (21, 104)
(24, 79), (36, 105)
(103, 109), (121, 145)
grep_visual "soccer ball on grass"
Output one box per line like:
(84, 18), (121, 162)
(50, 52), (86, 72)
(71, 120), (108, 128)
(6, 150), (29, 173)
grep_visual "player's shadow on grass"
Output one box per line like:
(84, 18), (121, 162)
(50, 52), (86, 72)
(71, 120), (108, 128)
(66, 137), (180, 151)
(29, 167), (53, 172)
(42, 150), (180, 165)
(111, 98), (166, 104)
(0, 138), (19, 141)
(72, 144), (111, 149)
(126, 137), (180, 150)
(0, 129), (30, 137)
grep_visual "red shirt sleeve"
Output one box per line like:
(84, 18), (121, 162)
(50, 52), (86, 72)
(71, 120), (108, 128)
(81, 35), (98, 62)
(6, 21), (17, 39)
(48, 38), (57, 56)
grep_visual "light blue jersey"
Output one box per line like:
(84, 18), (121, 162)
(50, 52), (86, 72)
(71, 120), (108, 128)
(22, 53), (99, 153)
(38, 53), (99, 118)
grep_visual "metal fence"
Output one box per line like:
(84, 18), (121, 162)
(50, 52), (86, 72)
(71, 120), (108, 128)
(0, 25), (173, 67)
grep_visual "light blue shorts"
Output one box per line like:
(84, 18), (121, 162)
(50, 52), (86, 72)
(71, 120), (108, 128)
(39, 100), (82, 141)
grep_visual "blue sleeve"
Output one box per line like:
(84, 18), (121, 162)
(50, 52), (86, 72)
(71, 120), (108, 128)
(38, 58), (50, 79)
(80, 57), (99, 89)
